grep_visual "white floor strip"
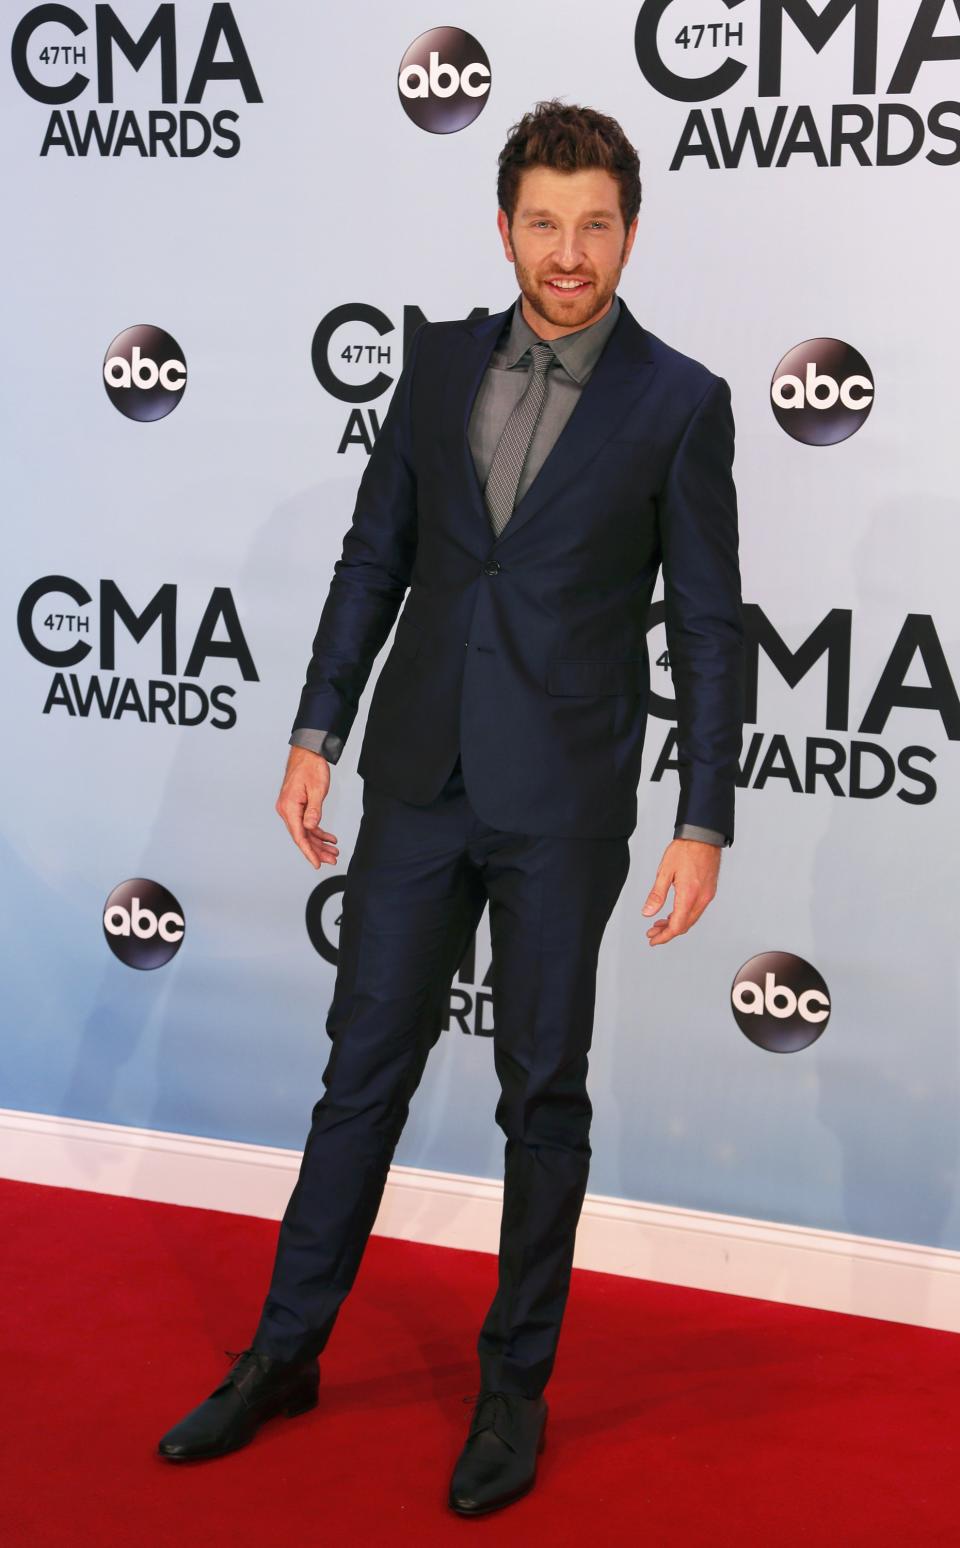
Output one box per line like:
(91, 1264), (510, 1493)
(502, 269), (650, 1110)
(2, 1106), (958, 1333)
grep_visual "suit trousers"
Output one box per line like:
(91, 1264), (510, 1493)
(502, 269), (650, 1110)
(251, 748), (631, 1396)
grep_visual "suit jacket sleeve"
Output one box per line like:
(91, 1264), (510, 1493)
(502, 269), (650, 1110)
(291, 322), (426, 745)
(655, 374), (745, 843)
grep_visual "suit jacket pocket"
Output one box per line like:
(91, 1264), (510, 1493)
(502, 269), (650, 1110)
(546, 656), (645, 695)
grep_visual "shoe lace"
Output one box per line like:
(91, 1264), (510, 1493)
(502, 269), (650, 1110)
(462, 1389), (518, 1453)
(223, 1347), (272, 1376)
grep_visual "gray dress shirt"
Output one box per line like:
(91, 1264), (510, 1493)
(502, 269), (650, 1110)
(291, 294), (728, 847)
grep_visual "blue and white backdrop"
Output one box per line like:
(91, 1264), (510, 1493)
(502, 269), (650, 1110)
(3, 2), (959, 1316)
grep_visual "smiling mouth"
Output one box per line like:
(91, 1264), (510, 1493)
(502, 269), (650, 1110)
(544, 277), (592, 295)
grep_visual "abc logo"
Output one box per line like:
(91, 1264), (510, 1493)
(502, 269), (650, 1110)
(731, 951), (831, 1053)
(771, 338), (873, 446)
(397, 27), (491, 134)
(305, 876), (346, 965)
(103, 324), (187, 422)
(103, 878), (185, 970)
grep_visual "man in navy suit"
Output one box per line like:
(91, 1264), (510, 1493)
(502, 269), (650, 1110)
(159, 100), (745, 1515)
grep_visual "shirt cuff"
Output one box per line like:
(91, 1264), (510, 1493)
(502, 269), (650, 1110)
(674, 822), (729, 846)
(289, 727), (343, 763)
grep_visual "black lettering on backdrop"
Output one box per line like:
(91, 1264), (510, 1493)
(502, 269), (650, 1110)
(12, 3), (260, 157)
(646, 602), (956, 809)
(95, 6), (176, 102)
(337, 411), (381, 455)
(184, 3), (261, 102)
(100, 580), (177, 673)
(634, 0), (960, 170)
(11, 3), (87, 103)
(860, 614), (960, 739)
(312, 304), (395, 404)
(635, 0), (748, 102)
(184, 587), (258, 680)
(17, 573), (91, 665)
(758, 0), (880, 99)
(313, 304), (489, 454)
(745, 606), (851, 729)
(12, 3), (261, 103)
(17, 575), (257, 729)
(890, 0), (960, 94)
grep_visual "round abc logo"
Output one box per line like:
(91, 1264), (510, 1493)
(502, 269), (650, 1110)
(771, 338), (873, 446)
(305, 876), (346, 965)
(103, 325), (187, 422)
(397, 27), (491, 134)
(103, 878), (185, 970)
(731, 951), (831, 1053)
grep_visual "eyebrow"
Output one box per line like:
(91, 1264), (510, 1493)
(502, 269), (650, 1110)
(520, 207), (619, 220)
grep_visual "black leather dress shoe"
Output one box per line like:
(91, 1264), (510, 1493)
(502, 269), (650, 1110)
(157, 1348), (319, 1462)
(448, 1389), (548, 1515)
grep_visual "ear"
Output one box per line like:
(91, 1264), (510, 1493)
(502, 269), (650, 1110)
(621, 215), (639, 266)
(496, 207), (515, 262)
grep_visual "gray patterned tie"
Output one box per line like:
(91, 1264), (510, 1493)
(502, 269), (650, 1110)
(483, 340), (555, 537)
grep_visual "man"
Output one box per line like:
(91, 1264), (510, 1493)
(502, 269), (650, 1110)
(158, 100), (745, 1516)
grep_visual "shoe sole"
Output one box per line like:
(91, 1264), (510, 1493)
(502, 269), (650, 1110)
(156, 1381), (319, 1463)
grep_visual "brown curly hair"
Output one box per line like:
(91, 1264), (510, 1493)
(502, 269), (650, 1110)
(497, 99), (642, 232)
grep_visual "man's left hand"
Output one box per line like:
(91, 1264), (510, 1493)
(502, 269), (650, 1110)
(641, 838), (721, 946)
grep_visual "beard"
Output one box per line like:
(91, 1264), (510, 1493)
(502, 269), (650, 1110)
(512, 250), (622, 332)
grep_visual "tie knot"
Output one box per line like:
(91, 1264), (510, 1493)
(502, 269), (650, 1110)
(527, 341), (554, 376)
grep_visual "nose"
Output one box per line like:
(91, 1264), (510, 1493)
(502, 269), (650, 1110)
(551, 228), (586, 270)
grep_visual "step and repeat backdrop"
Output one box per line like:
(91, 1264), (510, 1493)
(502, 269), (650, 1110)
(3, 2), (959, 1250)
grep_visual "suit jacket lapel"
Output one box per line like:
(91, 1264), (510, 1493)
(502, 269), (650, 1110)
(439, 296), (658, 549)
(494, 298), (657, 546)
(436, 304), (513, 533)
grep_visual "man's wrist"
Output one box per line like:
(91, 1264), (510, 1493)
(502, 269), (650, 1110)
(674, 822), (728, 847)
(289, 727), (343, 762)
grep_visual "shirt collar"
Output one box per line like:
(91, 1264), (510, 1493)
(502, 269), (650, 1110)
(499, 293), (622, 383)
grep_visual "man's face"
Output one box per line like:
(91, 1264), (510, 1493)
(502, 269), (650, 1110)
(497, 165), (637, 338)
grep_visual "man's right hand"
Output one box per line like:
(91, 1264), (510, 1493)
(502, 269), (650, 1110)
(275, 745), (340, 869)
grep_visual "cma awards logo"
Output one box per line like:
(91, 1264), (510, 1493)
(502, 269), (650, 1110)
(17, 575), (259, 728)
(731, 952), (831, 1053)
(397, 27), (490, 134)
(311, 303), (489, 453)
(633, 0), (960, 171)
(103, 878), (185, 970)
(306, 877), (494, 1036)
(648, 603), (960, 808)
(10, 3), (262, 158)
(103, 325), (186, 422)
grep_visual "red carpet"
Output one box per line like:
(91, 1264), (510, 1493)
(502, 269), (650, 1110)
(3, 1177), (959, 1546)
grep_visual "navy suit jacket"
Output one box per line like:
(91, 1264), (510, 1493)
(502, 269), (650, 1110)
(293, 296), (745, 842)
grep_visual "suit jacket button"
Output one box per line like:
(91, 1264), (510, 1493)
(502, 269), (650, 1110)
(482, 560), (501, 575)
